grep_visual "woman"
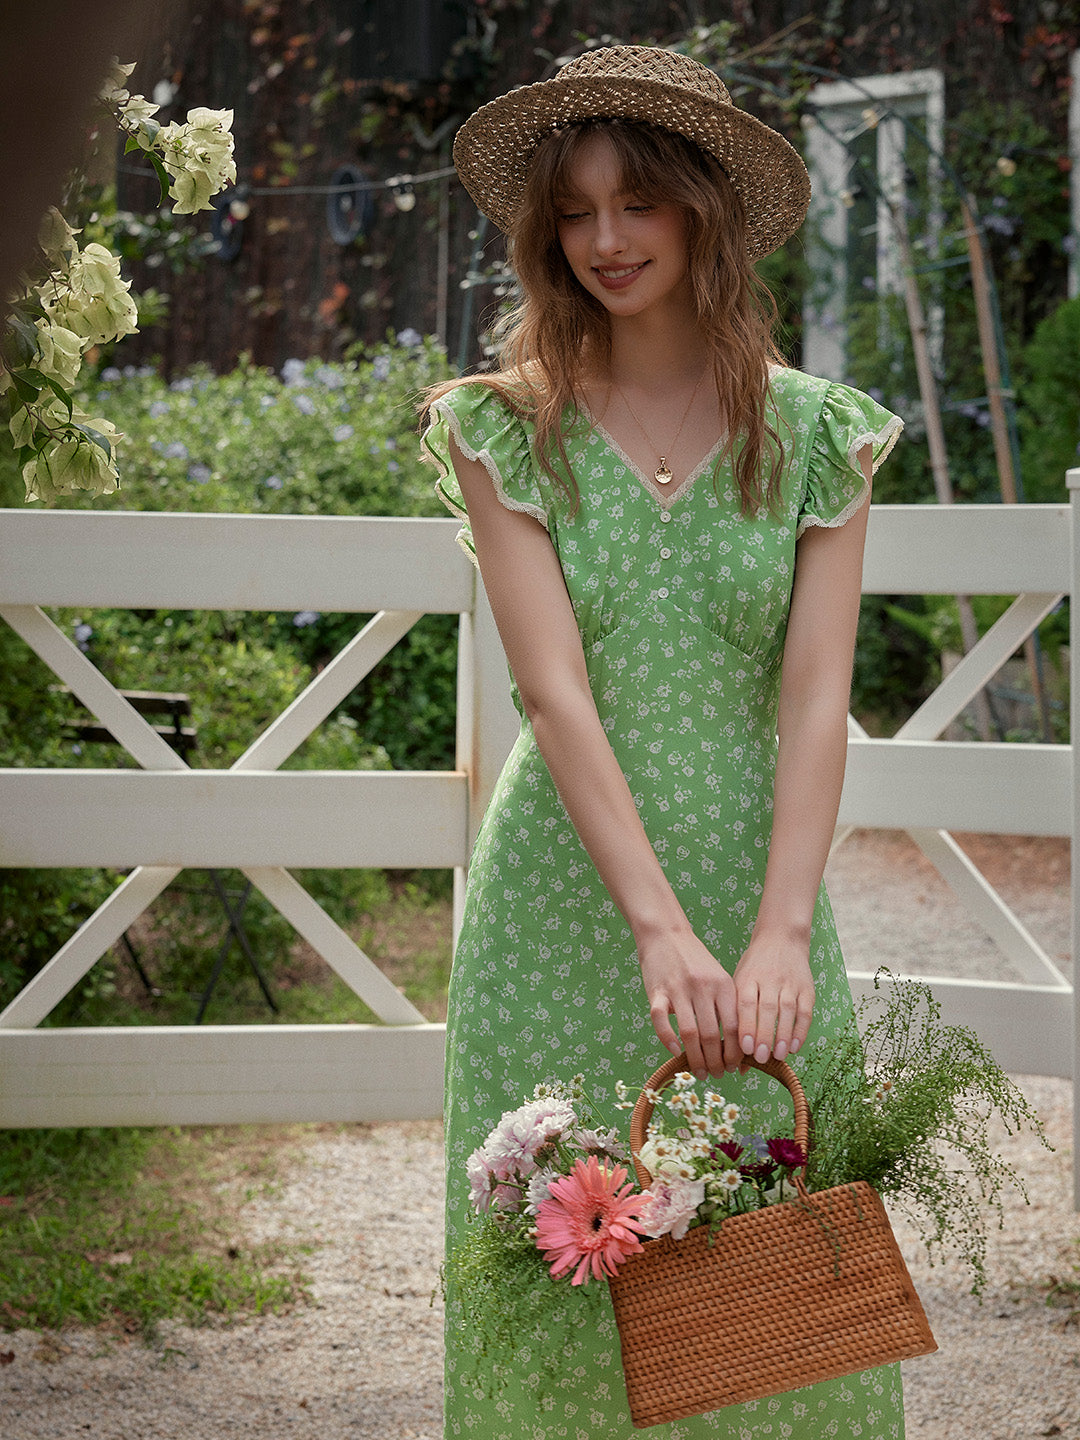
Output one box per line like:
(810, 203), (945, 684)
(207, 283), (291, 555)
(422, 45), (904, 1439)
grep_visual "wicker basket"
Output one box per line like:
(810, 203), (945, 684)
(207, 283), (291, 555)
(608, 1053), (937, 1429)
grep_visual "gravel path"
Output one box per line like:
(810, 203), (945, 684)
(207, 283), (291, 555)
(2, 832), (1076, 1440)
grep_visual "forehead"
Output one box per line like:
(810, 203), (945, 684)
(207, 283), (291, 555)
(555, 130), (632, 197)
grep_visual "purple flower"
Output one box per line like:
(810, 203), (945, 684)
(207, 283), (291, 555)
(314, 365), (345, 390)
(396, 327), (422, 347)
(333, 423), (354, 442)
(372, 355), (391, 382)
(188, 464), (211, 483)
(292, 393), (316, 416)
(162, 441), (189, 461)
(149, 400), (169, 417)
(292, 611), (320, 627)
(263, 475), (283, 490)
(281, 357), (307, 386)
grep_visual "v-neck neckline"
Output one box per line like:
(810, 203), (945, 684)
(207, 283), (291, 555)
(585, 412), (727, 509)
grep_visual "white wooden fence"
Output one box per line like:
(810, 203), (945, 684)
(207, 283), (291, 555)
(0, 495), (1076, 1197)
(0, 511), (518, 1127)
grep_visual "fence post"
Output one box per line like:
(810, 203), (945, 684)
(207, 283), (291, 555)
(1069, 467), (1080, 1207)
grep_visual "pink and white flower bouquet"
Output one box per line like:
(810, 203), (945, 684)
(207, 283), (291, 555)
(448, 1070), (804, 1290)
(442, 1071), (806, 1393)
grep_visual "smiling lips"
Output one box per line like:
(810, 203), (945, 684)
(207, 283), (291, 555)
(594, 261), (650, 290)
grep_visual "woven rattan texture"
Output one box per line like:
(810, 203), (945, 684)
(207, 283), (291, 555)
(452, 46), (810, 258)
(609, 1180), (936, 1429)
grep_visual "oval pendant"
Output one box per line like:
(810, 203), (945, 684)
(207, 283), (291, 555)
(654, 459), (673, 486)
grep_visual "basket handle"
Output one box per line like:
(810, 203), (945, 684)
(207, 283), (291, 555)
(628, 1052), (811, 1192)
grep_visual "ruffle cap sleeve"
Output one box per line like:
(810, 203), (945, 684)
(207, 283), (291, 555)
(798, 382), (904, 539)
(421, 383), (548, 564)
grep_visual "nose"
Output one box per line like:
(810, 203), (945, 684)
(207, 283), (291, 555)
(593, 209), (626, 258)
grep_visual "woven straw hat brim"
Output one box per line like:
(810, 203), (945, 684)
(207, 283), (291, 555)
(453, 73), (811, 261)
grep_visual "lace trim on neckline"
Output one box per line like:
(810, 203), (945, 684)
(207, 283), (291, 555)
(584, 413), (727, 510)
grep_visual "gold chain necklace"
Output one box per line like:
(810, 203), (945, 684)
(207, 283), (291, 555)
(610, 369), (708, 486)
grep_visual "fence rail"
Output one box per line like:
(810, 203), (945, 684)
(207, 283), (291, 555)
(0, 499), (1075, 1200)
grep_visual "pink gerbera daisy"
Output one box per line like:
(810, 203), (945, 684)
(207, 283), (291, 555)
(534, 1156), (645, 1286)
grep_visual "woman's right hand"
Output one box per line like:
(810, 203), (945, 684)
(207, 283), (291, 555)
(637, 926), (741, 1078)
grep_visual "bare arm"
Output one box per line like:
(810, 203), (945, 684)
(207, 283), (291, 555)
(448, 433), (741, 1077)
(733, 449), (873, 1063)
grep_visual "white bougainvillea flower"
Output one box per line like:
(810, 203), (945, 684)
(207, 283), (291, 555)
(38, 242), (139, 347)
(157, 108), (236, 214)
(34, 321), (84, 391)
(22, 415), (122, 503)
(119, 94), (162, 141)
(97, 56), (137, 106)
(37, 207), (80, 264)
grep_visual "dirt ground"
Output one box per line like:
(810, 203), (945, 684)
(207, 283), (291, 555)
(1, 829), (1076, 1440)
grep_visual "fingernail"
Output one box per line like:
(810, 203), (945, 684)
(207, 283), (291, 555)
(741, 1035), (754, 1054)
(755, 1043), (770, 1063)
(774, 1041), (788, 1061)
(790, 1038), (801, 1053)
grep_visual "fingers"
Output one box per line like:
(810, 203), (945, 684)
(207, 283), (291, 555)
(649, 996), (682, 1060)
(675, 1008), (725, 1081)
(649, 986), (733, 1080)
(737, 975), (815, 1065)
(737, 982), (765, 1064)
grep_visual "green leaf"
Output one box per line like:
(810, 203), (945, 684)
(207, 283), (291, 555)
(10, 371), (43, 404)
(3, 310), (39, 367)
(74, 423), (114, 460)
(124, 134), (142, 154)
(44, 375), (74, 419)
(148, 152), (171, 207)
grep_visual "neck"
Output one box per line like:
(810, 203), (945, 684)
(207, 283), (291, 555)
(603, 308), (709, 392)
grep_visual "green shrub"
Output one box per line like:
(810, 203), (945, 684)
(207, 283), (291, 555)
(1018, 296), (1080, 501)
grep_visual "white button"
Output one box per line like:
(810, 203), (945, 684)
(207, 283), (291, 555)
(657, 587), (669, 598)
(659, 511), (671, 523)
(660, 547), (672, 559)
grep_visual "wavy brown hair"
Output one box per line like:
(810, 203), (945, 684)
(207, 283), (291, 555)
(424, 118), (788, 513)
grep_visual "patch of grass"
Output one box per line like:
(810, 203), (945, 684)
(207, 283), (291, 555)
(0, 1124), (311, 1339)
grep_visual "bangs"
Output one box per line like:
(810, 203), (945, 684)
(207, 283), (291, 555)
(543, 120), (721, 215)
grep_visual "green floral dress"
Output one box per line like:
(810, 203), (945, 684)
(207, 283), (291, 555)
(423, 367), (904, 1440)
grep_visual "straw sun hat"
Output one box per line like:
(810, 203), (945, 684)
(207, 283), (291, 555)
(452, 45), (811, 261)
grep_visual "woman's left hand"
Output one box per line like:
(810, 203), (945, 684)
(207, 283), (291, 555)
(731, 933), (815, 1064)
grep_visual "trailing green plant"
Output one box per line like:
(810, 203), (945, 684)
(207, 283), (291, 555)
(800, 972), (1047, 1294)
